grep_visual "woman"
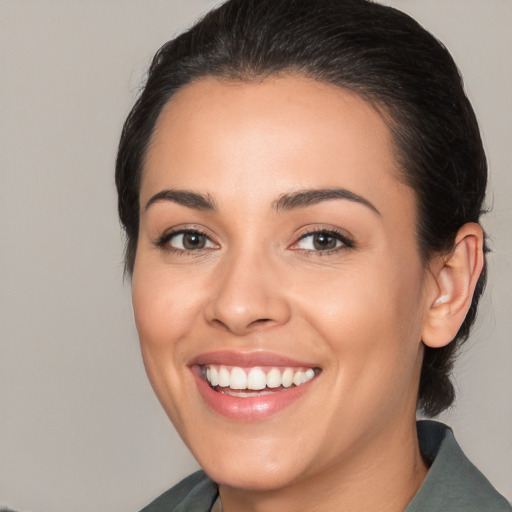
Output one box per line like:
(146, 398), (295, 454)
(116, 0), (511, 510)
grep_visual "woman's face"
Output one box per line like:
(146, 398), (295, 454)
(133, 76), (435, 490)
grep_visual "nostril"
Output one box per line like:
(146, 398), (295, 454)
(210, 319), (231, 331)
(252, 318), (272, 324)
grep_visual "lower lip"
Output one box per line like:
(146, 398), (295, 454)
(192, 368), (315, 421)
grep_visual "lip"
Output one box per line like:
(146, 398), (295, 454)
(189, 350), (317, 368)
(189, 351), (320, 421)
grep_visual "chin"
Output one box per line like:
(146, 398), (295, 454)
(183, 427), (311, 491)
(203, 459), (303, 492)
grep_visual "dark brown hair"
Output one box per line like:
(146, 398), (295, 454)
(116, 0), (488, 416)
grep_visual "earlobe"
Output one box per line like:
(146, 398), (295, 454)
(422, 223), (484, 349)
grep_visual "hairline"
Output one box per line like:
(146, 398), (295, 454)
(130, 71), (429, 272)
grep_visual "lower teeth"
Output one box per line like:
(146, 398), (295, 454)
(216, 386), (290, 397)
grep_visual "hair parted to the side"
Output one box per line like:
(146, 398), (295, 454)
(116, 0), (488, 417)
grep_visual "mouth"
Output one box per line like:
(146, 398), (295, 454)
(200, 364), (321, 397)
(190, 353), (322, 420)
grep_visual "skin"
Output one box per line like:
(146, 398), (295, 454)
(132, 76), (481, 512)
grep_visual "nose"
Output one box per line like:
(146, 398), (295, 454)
(203, 249), (292, 335)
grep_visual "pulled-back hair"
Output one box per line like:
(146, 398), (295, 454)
(116, 0), (488, 416)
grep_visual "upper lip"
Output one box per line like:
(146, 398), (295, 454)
(189, 350), (319, 368)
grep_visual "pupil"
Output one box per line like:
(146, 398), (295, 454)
(183, 233), (206, 250)
(313, 233), (336, 250)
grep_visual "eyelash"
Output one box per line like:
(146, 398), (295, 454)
(155, 227), (217, 255)
(154, 227), (355, 256)
(291, 228), (355, 255)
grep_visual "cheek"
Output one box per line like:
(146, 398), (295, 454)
(131, 262), (204, 357)
(295, 253), (426, 376)
(131, 262), (206, 427)
(303, 259), (421, 323)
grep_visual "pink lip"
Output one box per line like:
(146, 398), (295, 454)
(192, 369), (315, 421)
(190, 350), (317, 368)
(189, 351), (320, 421)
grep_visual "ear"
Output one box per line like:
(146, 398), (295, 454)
(422, 223), (485, 348)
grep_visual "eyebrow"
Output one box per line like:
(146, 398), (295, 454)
(144, 186), (380, 216)
(273, 188), (381, 215)
(145, 189), (217, 212)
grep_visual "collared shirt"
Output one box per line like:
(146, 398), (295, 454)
(140, 421), (511, 512)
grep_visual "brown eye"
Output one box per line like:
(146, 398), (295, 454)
(292, 229), (354, 253)
(182, 232), (207, 250)
(312, 233), (337, 250)
(158, 229), (218, 252)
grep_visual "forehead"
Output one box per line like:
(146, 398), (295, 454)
(142, 75), (414, 218)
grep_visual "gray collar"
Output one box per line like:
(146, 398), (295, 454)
(140, 421), (511, 511)
(405, 420), (511, 511)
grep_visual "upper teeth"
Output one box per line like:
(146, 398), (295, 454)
(204, 365), (317, 390)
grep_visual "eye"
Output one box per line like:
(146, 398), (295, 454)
(292, 229), (354, 253)
(156, 229), (218, 253)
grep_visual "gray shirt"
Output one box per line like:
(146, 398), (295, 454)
(140, 421), (511, 512)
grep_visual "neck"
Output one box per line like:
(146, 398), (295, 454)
(219, 418), (428, 512)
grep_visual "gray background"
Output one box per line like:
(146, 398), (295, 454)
(1, 1), (510, 511)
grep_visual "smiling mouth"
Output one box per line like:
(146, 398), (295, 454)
(201, 364), (322, 397)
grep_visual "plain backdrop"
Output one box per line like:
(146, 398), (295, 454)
(1, 1), (511, 511)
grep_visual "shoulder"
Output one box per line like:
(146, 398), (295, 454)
(140, 470), (218, 512)
(406, 421), (511, 512)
